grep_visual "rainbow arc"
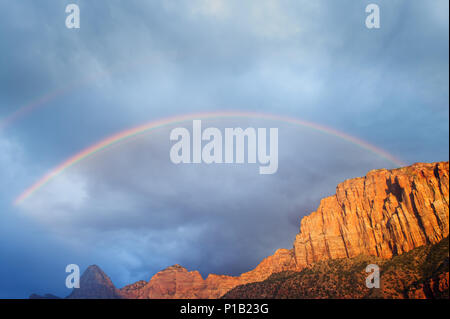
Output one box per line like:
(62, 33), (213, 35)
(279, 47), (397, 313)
(13, 111), (405, 205)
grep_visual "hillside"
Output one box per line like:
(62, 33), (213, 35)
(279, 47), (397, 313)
(223, 237), (449, 299)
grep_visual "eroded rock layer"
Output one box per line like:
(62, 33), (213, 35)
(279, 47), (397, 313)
(293, 162), (449, 268)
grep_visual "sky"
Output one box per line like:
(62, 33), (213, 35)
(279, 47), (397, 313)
(0, 0), (448, 298)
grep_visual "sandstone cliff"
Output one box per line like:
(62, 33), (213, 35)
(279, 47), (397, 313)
(293, 162), (449, 268)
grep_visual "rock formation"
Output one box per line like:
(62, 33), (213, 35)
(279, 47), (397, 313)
(293, 162), (449, 268)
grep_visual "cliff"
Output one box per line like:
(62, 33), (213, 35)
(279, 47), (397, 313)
(293, 162), (449, 268)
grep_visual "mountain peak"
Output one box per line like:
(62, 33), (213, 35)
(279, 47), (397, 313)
(67, 265), (122, 299)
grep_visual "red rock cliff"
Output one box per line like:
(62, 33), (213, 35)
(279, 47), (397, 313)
(293, 162), (449, 268)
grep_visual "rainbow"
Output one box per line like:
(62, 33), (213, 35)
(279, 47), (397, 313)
(0, 88), (68, 131)
(13, 111), (406, 205)
(0, 76), (95, 131)
(0, 56), (151, 131)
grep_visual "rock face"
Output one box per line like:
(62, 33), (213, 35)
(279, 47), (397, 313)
(122, 265), (206, 299)
(120, 280), (147, 297)
(293, 162), (449, 268)
(67, 265), (122, 299)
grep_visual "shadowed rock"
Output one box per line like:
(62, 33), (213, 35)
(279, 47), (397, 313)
(67, 265), (122, 299)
